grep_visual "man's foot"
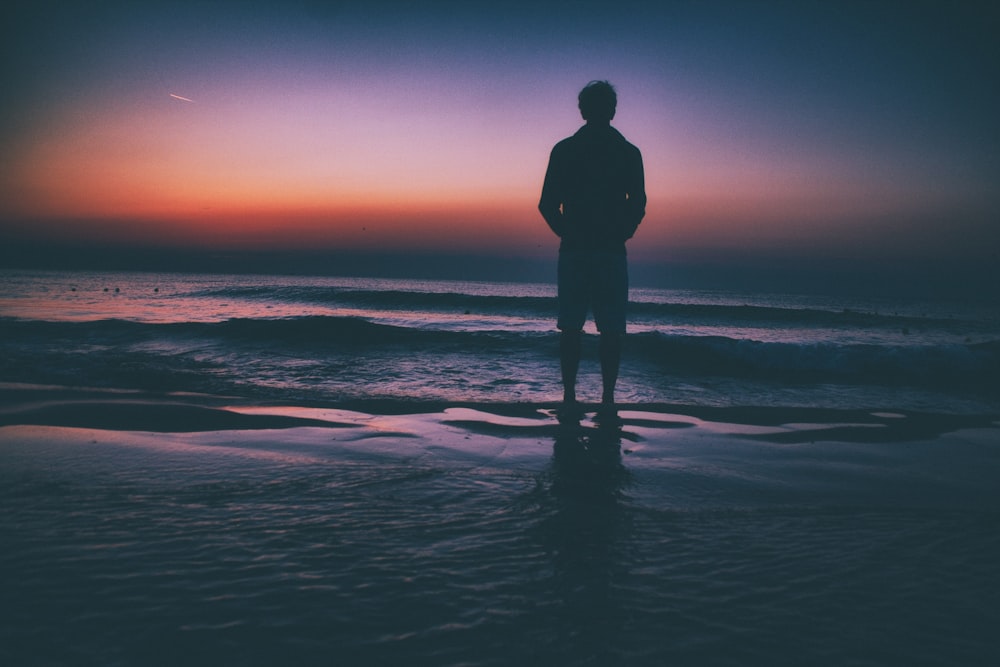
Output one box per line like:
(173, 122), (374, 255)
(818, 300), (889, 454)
(556, 399), (584, 424)
(594, 402), (621, 427)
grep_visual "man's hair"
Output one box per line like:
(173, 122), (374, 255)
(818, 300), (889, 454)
(578, 80), (617, 122)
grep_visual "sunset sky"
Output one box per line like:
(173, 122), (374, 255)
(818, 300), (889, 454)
(2, 1), (997, 294)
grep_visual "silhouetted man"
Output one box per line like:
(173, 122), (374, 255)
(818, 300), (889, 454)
(539, 80), (646, 414)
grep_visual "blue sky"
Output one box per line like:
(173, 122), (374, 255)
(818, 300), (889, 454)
(2, 1), (997, 295)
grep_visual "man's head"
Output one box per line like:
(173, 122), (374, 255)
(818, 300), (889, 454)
(578, 80), (617, 123)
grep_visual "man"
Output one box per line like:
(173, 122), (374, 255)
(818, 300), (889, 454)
(539, 80), (646, 414)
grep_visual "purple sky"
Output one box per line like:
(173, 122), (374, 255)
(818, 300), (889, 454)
(2, 1), (997, 295)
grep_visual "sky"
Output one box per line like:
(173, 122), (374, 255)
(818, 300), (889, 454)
(2, 0), (998, 295)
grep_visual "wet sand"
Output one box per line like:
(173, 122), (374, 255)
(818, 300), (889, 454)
(2, 385), (998, 666)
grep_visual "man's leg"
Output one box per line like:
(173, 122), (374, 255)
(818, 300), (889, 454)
(593, 252), (627, 409)
(557, 249), (587, 407)
(560, 330), (582, 405)
(599, 332), (621, 406)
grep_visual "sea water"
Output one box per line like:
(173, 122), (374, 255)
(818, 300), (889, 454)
(1, 269), (997, 413)
(1, 269), (999, 666)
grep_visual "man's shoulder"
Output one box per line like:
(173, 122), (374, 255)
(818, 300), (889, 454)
(551, 134), (579, 152)
(550, 125), (642, 160)
(624, 139), (642, 159)
(610, 128), (642, 155)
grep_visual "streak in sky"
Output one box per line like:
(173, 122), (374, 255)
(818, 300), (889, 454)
(1, 0), (997, 295)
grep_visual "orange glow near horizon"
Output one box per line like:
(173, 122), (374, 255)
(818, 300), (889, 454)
(2, 85), (557, 254)
(2, 2), (996, 276)
(4, 92), (949, 259)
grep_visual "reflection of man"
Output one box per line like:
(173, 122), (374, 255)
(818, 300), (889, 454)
(539, 80), (646, 413)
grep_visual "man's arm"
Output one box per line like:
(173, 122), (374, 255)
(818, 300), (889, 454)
(538, 147), (565, 237)
(622, 148), (646, 240)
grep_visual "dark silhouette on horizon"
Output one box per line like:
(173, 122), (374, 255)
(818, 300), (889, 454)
(539, 80), (646, 415)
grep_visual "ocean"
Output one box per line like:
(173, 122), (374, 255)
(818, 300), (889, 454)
(1, 269), (997, 413)
(1, 268), (998, 666)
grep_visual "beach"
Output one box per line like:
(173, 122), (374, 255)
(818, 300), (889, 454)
(4, 0), (998, 661)
(1, 269), (999, 665)
(2, 384), (998, 666)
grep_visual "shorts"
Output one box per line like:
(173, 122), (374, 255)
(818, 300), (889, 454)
(557, 248), (628, 334)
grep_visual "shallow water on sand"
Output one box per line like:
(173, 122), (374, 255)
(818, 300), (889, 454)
(2, 411), (997, 666)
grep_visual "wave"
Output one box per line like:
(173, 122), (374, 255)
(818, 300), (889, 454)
(186, 285), (980, 331)
(189, 285), (557, 317)
(0, 316), (550, 353)
(630, 331), (1000, 391)
(2, 316), (997, 394)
